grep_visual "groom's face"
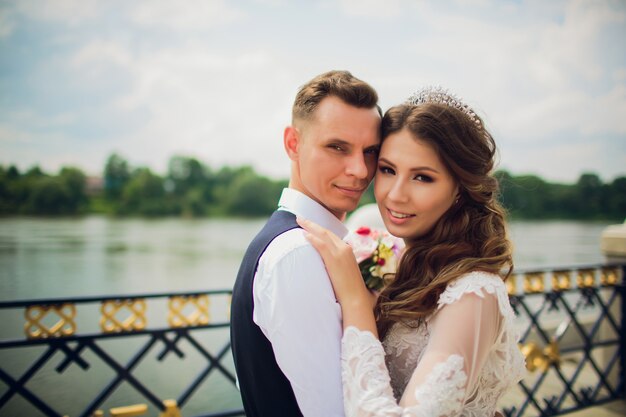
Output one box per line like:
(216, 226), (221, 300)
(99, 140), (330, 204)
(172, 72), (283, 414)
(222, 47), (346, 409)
(285, 96), (381, 219)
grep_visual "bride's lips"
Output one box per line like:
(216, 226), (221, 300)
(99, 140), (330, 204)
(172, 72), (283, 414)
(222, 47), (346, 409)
(385, 207), (415, 225)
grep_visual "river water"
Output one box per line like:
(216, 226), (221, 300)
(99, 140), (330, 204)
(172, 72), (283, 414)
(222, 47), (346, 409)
(0, 216), (617, 416)
(0, 216), (615, 301)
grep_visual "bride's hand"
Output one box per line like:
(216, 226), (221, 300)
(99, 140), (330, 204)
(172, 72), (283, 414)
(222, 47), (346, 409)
(296, 217), (376, 309)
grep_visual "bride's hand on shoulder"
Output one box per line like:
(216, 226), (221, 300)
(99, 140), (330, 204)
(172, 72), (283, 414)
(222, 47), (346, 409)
(296, 217), (375, 309)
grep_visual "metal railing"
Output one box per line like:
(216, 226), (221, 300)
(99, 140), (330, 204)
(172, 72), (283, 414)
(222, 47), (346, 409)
(0, 290), (243, 417)
(0, 263), (624, 417)
(499, 263), (625, 416)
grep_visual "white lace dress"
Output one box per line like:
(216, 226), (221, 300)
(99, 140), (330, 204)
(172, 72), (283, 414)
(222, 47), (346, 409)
(341, 271), (526, 417)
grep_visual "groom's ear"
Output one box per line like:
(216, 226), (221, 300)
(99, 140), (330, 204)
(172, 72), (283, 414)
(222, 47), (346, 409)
(284, 125), (300, 161)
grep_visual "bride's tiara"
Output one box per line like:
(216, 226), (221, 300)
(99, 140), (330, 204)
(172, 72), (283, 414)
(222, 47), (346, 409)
(405, 86), (481, 128)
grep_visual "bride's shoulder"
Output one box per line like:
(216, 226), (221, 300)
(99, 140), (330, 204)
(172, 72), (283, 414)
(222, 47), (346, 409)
(437, 271), (508, 308)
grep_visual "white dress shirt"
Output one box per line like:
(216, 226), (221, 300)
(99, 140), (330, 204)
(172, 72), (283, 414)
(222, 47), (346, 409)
(252, 188), (346, 417)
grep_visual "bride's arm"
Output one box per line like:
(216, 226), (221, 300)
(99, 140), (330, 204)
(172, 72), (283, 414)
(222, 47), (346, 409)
(398, 292), (500, 410)
(339, 293), (500, 417)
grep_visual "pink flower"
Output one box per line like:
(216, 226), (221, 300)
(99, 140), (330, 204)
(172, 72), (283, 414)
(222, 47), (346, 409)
(344, 226), (405, 291)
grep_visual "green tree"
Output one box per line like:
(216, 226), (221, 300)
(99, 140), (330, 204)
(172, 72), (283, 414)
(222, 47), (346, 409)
(0, 166), (12, 213)
(225, 171), (283, 216)
(24, 166), (45, 179)
(0, 165), (28, 213)
(23, 177), (71, 215)
(59, 167), (87, 211)
(211, 166), (254, 213)
(104, 153), (130, 199)
(6, 165), (20, 180)
(606, 176), (626, 220)
(167, 156), (207, 194)
(118, 168), (167, 216)
(574, 173), (604, 218)
(180, 187), (206, 217)
(167, 156), (213, 217)
(500, 174), (550, 217)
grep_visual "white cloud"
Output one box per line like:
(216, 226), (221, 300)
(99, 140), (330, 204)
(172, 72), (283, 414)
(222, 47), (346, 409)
(7, 0), (244, 32)
(13, 0), (103, 24)
(69, 40), (133, 79)
(0, 123), (35, 144)
(338, 0), (414, 19)
(582, 83), (626, 135)
(0, 119), (96, 174)
(0, 6), (17, 38)
(528, 0), (626, 87)
(0, 109), (77, 133)
(391, 0), (626, 145)
(129, 0), (244, 30)
(615, 68), (626, 83)
(251, 0), (288, 6)
(500, 136), (622, 182)
(67, 37), (297, 176)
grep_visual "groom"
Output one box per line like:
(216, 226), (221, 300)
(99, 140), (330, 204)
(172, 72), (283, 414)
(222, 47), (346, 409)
(230, 70), (381, 417)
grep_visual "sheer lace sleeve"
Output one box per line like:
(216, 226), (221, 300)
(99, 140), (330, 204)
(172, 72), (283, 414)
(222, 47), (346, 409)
(341, 273), (506, 417)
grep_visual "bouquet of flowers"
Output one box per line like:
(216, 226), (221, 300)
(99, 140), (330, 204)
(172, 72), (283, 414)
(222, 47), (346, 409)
(344, 226), (405, 291)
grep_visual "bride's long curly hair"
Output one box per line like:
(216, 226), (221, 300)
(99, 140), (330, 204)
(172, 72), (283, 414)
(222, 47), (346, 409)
(375, 101), (513, 339)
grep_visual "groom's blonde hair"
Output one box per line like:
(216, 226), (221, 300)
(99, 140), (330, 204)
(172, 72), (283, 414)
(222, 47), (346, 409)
(292, 70), (381, 125)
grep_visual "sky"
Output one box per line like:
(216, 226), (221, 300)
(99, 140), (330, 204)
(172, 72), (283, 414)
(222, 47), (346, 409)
(1, 0), (625, 184)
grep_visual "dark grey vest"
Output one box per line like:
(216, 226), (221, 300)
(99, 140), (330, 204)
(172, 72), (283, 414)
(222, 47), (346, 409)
(230, 210), (304, 417)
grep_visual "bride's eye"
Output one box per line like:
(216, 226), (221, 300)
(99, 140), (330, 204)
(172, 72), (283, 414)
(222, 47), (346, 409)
(378, 165), (394, 175)
(413, 174), (433, 182)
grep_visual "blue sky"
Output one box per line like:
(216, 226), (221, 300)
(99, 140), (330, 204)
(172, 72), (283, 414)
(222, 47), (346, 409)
(1, 0), (625, 183)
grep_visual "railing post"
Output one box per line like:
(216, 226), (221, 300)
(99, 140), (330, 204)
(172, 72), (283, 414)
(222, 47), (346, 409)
(621, 264), (626, 399)
(601, 267), (621, 390)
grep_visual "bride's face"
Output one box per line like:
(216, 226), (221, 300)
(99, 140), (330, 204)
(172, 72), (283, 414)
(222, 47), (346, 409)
(374, 129), (458, 240)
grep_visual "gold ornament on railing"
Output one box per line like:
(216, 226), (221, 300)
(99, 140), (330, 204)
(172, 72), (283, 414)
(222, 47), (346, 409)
(524, 272), (545, 293)
(110, 403), (147, 417)
(100, 299), (147, 333)
(577, 269), (596, 288)
(160, 399), (183, 417)
(24, 303), (76, 339)
(505, 275), (516, 295)
(520, 339), (560, 372)
(600, 267), (619, 286)
(551, 270), (572, 291)
(168, 295), (209, 328)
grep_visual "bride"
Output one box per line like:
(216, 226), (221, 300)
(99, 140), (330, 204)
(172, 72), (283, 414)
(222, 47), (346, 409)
(298, 87), (526, 416)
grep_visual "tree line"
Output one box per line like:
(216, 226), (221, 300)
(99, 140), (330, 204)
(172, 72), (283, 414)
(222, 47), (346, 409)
(0, 154), (624, 221)
(0, 154), (286, 217)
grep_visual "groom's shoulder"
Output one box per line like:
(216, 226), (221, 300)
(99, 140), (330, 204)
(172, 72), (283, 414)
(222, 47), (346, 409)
(260, 228), (314, 270)
(244, 210), (320, 271)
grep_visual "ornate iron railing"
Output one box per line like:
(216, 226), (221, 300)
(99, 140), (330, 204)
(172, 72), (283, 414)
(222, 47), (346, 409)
(499, 262), (625, 416)
(0, 290), (243, 417)
(0, 263), (624, 417)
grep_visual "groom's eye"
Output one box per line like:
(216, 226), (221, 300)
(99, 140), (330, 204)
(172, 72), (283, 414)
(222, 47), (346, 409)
(327, 144), (344, 152)
(364, 147), (379, 157)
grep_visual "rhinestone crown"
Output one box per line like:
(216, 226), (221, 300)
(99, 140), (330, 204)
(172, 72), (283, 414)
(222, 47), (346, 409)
(406, 86), (481, 128)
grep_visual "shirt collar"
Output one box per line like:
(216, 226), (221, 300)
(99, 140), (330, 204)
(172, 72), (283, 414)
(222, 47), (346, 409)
(278, 188), (348, 239)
